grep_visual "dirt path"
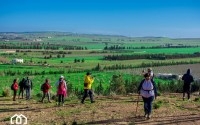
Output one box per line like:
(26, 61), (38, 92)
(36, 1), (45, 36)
(0, 93), (200, 125)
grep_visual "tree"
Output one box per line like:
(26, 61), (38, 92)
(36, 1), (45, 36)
(110, 74), (126, 94)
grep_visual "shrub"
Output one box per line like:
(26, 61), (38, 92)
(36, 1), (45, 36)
(153, 100), (163, 109)
(194, 97), (200, 102)
(2, 87), (11, 97)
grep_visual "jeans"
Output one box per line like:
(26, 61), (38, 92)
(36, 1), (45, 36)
(142, 96), (154, 115)
(25, 88), (31, 100)
(41, 92), (51, 102)
(81, 89), (94, 103)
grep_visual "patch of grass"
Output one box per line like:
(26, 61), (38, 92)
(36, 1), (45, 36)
(3, 117), (10, 121)
(194, 97), (200, 102)
(153, 100), (163, 109)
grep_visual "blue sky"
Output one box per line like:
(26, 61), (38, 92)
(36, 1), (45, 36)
(0, 0), (200, 38)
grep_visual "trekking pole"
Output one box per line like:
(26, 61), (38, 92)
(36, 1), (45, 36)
(135, 93), (140, 117)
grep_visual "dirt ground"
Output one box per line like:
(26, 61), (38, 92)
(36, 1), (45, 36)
(0, 93), (200, 125)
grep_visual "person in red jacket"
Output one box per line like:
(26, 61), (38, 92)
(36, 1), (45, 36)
(40, 79), (51, 103)
(11, 79), (19, 101)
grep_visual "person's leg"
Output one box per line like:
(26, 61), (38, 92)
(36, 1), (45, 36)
(142, 97), (148, 117)
(61, 94), (64, 106)
(21, 88), (24, 99)
(26, 88), (31, 100)
(25, 88), (28, 100)
(188, 85), (191, 100)
(88, 90), (94, 103)
(13, 90), (17, 101)
(58, 94), (61, 105)
(47, 92), (51, 102)
(81, 89), (88, 103)
(147, 96), (154, 118)
(41, 92), (46, 102)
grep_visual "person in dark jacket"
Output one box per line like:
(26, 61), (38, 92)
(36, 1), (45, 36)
(138, 73), (157, 119)
(18, 78), (25, 99)
(40, 78), (51, 103)
(182, 69), (194, 100)
(24, 77), (33, 100)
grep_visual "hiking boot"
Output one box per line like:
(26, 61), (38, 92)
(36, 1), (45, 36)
(147, 114), (152, 119)
(183, 97), (185, 101)
(48, 101), (52, 103)
(91, 101), (95, 103)
(144, 114), (148, 118)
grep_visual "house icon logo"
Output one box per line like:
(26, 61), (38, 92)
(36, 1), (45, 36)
(10, 114), (27, 125)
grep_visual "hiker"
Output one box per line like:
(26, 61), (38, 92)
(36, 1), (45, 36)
(18, 78), (25, 99)
(182, 69), (194, 101)
(11, 79), (19, 101)
(147, 68), (154, 79)
(40, 78), (51, 103)
(138, 73), (157, 119)
(81, 72), (95, 104)
(55, 75), (67, 106)
(24, 77), (33, 100)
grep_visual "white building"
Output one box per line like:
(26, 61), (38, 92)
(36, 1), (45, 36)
(11, 58), (24, 64)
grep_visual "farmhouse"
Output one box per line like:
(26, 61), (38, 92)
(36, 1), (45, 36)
(11, 58), (24, 64)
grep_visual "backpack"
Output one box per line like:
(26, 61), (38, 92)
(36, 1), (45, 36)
(11, 83), (14, 90)
(11, 83), (18, 90)
(25, 79), (31, 87)
(58, 81), (65, 90)
(140, 79), (155, 98)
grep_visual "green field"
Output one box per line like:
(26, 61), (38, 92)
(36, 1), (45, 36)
(0, 32), (200, 96)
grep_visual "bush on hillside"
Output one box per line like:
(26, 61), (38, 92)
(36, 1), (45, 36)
(2, 87), (11, 97)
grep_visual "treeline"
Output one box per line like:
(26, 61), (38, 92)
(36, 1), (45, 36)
(1, 68), (89, 76)
(0, 42), (87, 50)
(104, 53), (200, 60)
(104, 44), (199, 50)
(103, 60), (200, 70)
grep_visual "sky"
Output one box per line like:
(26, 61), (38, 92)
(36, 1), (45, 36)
(0, 0), (200, 38)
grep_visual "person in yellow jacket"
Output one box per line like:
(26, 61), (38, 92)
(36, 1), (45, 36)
(81, 72), (95, 104)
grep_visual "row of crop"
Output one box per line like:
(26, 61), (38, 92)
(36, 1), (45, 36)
(104, 53), (200, 60)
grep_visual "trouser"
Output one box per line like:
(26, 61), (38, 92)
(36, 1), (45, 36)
(183, 85), (191, 99)
(25, 88), (31, 100)
(81, 89), (94, 103)
(41, 92), (51, 102)
(142, 96), (154, 115)
(58, 94), (64, 104)
(18, 88), (24, 98)
(13, 90), (17, 101)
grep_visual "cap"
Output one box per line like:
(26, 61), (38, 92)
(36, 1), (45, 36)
(60, 75), (64, 79)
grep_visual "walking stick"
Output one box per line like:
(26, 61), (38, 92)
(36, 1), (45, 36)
(135, 93), (140, 117)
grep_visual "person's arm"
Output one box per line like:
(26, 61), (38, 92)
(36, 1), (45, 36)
(138, 79), (144, 93)
(152, 80), (158, 98)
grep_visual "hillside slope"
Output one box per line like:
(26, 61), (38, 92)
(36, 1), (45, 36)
(0, 93), (200, 125)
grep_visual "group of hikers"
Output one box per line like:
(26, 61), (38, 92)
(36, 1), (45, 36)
(10, 68), (194, 119)
(10, 72), (95, 106)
